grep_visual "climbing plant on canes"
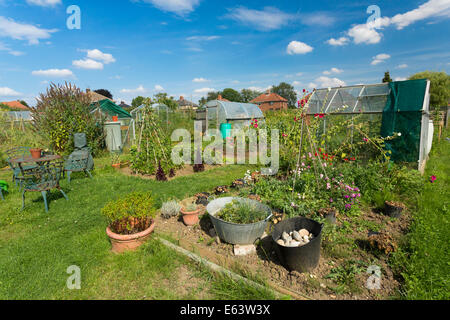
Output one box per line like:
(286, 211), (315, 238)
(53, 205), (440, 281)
(131, 108), (179, 175)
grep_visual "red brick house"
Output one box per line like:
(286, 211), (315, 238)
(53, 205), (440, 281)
(0, 100), (30, 111)
(251, 90), (288, 112)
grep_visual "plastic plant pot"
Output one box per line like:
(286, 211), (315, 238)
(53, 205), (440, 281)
(272, 217), (324, 273)
(384, 201), (404, 218)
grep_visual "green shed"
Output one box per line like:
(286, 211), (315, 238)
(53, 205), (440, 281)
(90, 99), (132, 120)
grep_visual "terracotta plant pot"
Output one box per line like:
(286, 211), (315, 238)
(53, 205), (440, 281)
(30, 148), (42, 159)
(106, 220), (156, 253)
(112, 163), (120, 169)
(181, 208), (200, 226)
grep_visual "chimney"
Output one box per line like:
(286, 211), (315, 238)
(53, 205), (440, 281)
(180, 96), (184, 101)
(218, 94), (222, 100)
(266, 89), (271, 95)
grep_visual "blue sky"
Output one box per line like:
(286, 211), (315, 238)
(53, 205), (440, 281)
(0, 0), (449, 106)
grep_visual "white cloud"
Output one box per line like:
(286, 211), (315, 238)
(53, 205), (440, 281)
(371, 53), (391, 65)
(226, 6), (296, 31)
(390, 0), (450, 30)
(396, 64), (408, 69)
(0, 42), (24, 56)
(31, 69), (73, 77)
(0, 87), (21, 97)
(326, 37), (349, 46)
(248, 86), (272, 92)
(154, 85), (165, 92)
(344, 0), (450, 45)
(120, 85), (147, 94)
(138, 0), (200, 16)
(186, 36), (220, 41)
(287, 41), (313, 55)
(26, 0), (61, 7)
(73, 59), (104, 70)
(194, 87), (215, 94)
(302, 13), (336, 27)
(311, 76), (346, 88)
(0, 16), (57, 45)
(85, 49), (116, 64)
(193, 77), (209, 83)
(292, 81), (302, 87)
(323, 67), (343, 75)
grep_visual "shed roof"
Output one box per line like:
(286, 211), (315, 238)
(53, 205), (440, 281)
(90, 99), (131, 119)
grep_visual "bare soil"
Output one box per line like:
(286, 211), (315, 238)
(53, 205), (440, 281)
(155, 195), (411, 300)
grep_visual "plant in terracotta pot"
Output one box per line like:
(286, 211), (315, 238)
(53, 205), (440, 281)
(102, 192), (156, 253)
(181, 202), (201, 226)
(30, 148), (42, 159)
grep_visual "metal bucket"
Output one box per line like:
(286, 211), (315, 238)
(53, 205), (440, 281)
(272, 217), (323, 273)
(207, 197), (273, 245)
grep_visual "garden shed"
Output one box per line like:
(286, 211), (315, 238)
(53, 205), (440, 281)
(304, 79), (432, 172)
(203, 100), (265, 134)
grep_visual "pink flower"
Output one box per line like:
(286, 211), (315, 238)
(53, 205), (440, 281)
(327, 183), (331, 190)
(430, 175), (437, 183)
(363, 138), (369, 142)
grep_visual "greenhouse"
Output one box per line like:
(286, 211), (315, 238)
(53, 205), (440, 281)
(304, 79), (432, 172)
(203, 100), (265, 134)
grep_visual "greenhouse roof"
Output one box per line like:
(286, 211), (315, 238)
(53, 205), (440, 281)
(130, 103), (169, 115)
(205, 100), (264, 120)
(305, 83), (391, 115)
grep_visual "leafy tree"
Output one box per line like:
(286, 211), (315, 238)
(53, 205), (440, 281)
(154, 92), (178, 111)
(241, 89), (262, 103)
(32, 83), (105, 154)
(221, 88), (243, 102)
(382, 71), (393, 83)
(206, 91), (219, 102)
(132, 96), (146, 109)
(409, 71), (450, 109)
(272, 82), (297, 108)
(19, 100), (29, 108)
(94, 89), (113, 99)
(198, 97), (208, 107)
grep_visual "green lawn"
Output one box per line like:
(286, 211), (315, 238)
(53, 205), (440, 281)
(0, 162), (277, 300)
(394, 130), (450, 300)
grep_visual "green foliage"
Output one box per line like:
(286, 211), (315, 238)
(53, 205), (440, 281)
(221, 88), (243, 102)
(94, 89), (113, 99)
(131, 96), (146, 109)
(185, 203), (198, 212)
(382, 71), (393, 83)
(271, 82), (297, 108)
(393, 129), (450, 300)
(218, 200), (268, 224)
(161, 200), (182, 219)
(409, 71), (449, 109)
(390, 166), (424, 198)
(241, 89), (262, 103)
(325, 260), (366, 294)
(31, 83), (105, 155)
(0, 111), (44, 152)
(131, 109), (179, 175)
(154, 93), (178, 111)
(101, 192), (156, 233)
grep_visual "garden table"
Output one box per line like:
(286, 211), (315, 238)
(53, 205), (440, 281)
(9, 155), (62, 176)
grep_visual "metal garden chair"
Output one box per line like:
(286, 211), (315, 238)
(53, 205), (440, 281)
(64, 152), (92, 183)
(5, 147), (37, 188)
(21, 161), (68, 212)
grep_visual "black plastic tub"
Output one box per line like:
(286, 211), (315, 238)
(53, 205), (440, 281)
(384, 201), (404, 218)
(272, 217), (324, 273)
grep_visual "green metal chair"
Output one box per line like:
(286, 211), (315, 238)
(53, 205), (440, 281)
(64, 152), (92, 183)
(6, 147), (37, 189)
(0, 188), (4, 201)
(21, 161), (68, 212)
